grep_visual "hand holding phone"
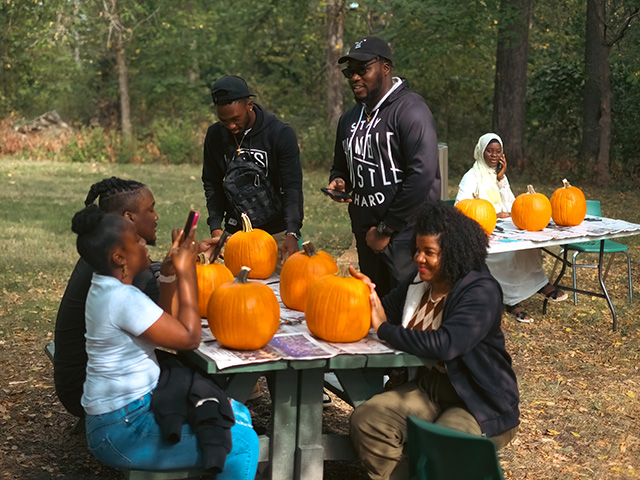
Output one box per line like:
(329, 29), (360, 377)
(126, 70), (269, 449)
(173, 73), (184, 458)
(182, 210), (199, 238)
(321, 187), (352, 201)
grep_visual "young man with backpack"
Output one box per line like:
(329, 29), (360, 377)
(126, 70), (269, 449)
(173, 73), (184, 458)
(202, 75), (303, 267)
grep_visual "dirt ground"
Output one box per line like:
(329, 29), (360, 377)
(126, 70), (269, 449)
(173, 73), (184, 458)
(1, 247), (639, 479)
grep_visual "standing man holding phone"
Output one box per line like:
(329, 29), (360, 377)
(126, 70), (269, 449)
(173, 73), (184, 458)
(327, 37), (440, 297)
(202, 75), (303, 268)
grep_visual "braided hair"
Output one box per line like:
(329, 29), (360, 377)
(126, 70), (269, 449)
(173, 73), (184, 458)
(71, 204), (128, 275)
(410, 201), (489, 287)
(84, 177), (146, 214)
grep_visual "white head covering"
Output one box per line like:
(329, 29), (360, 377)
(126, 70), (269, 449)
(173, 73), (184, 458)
(471, 133), (503, 209)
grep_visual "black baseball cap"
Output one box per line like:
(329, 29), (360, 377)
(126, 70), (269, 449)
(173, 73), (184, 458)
(211, 75), (252, 105)
(338, 36), (393, 64)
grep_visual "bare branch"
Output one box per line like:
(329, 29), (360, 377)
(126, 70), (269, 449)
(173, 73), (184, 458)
(604, 6), (640, 46)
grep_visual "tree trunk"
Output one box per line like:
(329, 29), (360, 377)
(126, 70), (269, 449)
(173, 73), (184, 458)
(492, 0), (532, 170)
(111, 0), (133, 147)
(583, 0), (611, 185)
(326, 0), (345, 132)
(115, 35), (133, 146)
(596, 57), (612, 186)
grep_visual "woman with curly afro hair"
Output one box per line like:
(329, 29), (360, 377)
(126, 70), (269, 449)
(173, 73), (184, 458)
(350, 200), (520, 480)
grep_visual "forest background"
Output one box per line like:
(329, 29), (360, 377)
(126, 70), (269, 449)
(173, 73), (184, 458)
(2, 0), (640, 188)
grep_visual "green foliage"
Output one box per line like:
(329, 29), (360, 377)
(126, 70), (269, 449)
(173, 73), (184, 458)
(152, 118), (202, 164)
(3, 0), (640, 185)
(64, 127), (111, 163)
(298, 121), (336, 171)
(527, 62), (583, 170)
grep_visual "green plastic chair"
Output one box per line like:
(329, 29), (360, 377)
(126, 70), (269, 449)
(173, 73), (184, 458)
(407, 416), (504, 480)
(560, 200), (633, 305)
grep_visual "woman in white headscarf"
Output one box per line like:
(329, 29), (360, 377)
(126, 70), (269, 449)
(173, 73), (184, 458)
(455, 133), (567, 322)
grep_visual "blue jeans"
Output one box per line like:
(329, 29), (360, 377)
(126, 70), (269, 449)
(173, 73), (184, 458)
(85, 394), (259, 479)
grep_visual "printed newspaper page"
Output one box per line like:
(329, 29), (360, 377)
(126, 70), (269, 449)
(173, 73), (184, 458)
(197, 275), (398, 369)
(489, 216), (640, 249)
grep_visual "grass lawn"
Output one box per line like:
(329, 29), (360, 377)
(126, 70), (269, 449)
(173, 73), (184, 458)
(1, 158), (639, 479)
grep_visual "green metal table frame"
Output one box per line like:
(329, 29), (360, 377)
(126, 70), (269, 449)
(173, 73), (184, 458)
(180, 348), (434, 480)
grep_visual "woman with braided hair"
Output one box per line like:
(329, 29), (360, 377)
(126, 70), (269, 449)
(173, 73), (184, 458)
(70, 204), (258, 476)
(54, 177), (161, 419)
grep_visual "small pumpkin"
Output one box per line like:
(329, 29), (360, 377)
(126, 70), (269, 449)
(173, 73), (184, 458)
(207, 266), (280, 350)
(224, 213), (277, 279)
(280, 241), (339, 312)
(196, 257), (234, 318)
(454, 193), (497, 235)
(511, 184), (552, 231)
(305, 263), (371, 343)
(550, 178), (587, 226)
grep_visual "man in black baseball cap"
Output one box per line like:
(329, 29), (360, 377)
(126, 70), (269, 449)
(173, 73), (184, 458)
(328, 33), (440, 302)
(210, 75), (253, 105)
(202, 75), (304, 271)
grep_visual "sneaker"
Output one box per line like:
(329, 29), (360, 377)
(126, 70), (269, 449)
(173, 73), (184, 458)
(537, 284), (568, 302)
(505, 304), (533, 323)
(323, 390), (332, 408)
(248, 383), (261, 401)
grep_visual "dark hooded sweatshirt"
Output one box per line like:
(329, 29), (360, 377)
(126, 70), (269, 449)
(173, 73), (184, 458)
(377, 265), (520, 438)
(202, 103), (303, 235)
(330, 78), (440, 236)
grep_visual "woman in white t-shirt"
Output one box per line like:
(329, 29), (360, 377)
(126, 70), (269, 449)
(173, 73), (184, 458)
(455, 133), (567, 323)
(71, 204), (259, 477)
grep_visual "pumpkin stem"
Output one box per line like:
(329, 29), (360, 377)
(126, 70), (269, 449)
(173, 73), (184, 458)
(336, 262), (352, 278)
(240, 213), (253, 232)
(235, 266), (251, 284)
(562, 178), (571, 189)
(302, 241), (318, 257)
(472, 192), (480, 200)
(526, 184), (537, 195)
(197, 252), (209, 265)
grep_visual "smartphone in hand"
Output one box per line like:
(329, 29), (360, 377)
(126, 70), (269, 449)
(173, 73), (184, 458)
(321, 187), (352, 201)
(183, 210), (199, 238)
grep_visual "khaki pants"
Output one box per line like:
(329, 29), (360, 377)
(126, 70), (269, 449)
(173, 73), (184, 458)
(350, 373), (517, 480)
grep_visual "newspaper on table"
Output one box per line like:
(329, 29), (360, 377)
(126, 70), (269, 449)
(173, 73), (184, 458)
(198, 274), (401, 370)
(489, 216), (640, 248)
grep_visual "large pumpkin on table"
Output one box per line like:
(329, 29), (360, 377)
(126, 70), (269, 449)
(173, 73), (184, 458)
(207, 266), (280, 350)
(196, 259), (234, 318)
(454, 193), (497, 235)
(511, 185), (552, 231)
(280, 241), (338, 312)
(305, 263), (371, 343)
(550, 178), (587, 226)
(224, 213), (277, 279)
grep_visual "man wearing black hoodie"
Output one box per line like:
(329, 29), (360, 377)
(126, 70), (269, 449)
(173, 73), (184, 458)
(202, 75), (303, 266)
(328, 37), (441, 297)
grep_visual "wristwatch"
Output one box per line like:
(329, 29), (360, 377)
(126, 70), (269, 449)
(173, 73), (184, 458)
(286, 231), (301, 241)
(376, 221), (394, 237)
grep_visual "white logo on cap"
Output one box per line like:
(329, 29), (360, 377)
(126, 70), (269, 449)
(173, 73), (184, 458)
(354, 39), (366, 49)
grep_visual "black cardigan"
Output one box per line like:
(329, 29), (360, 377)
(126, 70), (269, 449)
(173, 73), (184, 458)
(377, 265), (520, 437)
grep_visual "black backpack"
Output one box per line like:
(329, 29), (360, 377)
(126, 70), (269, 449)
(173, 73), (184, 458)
(223, 152), (282, 228)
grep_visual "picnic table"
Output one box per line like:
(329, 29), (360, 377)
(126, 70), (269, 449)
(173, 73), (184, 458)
(179, 277), (435, 480)
(487, 215), (640, 330)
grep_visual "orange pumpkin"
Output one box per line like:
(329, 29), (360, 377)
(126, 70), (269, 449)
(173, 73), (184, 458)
(305, 263), (371, 343)
(224, 213), (277, 279)
(511, 184), (552, 231)
(550, 178), (587, 226)
(454, 193), (497, 235)
(207, 266), (280, 350)
(280, 241), (338, 312)
(196, 258), (234, 318)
